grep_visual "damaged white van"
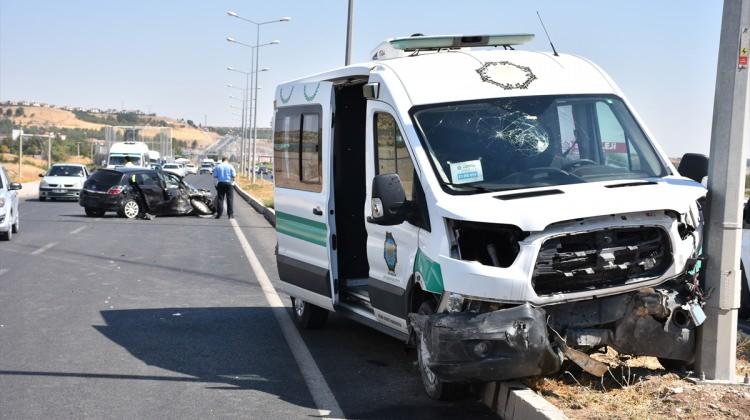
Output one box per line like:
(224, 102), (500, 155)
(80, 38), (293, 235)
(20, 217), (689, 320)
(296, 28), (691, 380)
(272, 34), (709, 399)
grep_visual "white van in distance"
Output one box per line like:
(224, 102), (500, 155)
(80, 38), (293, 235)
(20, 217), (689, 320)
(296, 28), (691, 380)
(273, 34), (709, 399)
(106, 141), (150, 169)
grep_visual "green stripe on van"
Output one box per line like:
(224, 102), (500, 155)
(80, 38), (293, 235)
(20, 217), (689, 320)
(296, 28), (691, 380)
(276, 211), (328, 247)
(414, 249), (444, 294)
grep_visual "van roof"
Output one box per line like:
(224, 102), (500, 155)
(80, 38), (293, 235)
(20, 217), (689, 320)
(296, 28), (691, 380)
(277, 49), (619, 107)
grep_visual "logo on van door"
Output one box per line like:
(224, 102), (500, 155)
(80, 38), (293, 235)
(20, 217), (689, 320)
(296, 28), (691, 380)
(384, 232), (398, 275)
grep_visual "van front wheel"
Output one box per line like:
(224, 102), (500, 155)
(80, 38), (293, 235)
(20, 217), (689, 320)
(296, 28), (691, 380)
(291, 297), (328, 329)
(416, 300), (461, 400)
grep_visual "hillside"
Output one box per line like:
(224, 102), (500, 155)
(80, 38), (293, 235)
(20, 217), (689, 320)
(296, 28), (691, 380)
(8, 106), (220, 148)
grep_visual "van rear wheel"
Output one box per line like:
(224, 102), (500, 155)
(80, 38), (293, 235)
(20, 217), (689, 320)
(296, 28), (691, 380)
(291, 297), (328, 329)
(416, 300), (462, 400)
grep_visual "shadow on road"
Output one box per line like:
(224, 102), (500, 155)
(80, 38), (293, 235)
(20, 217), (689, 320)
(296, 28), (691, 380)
(93, 306), (316, 409)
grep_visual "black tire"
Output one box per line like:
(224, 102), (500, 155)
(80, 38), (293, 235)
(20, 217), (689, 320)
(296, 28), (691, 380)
(740, 264), (750, 320)
(12, 215), (19, 234)
(0, 225), (12, 241)
(658, 357), (693, 372)
(291, 297), (328, 329)
(190, 198), (213, 215)
(118, 199), (141, 219)
(416, 300), (461, 400)
(84, 207), (104, 217)
(39, 197), (46, 201)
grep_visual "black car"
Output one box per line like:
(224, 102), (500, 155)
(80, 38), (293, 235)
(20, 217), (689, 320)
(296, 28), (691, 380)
(79, 167), (214, 218)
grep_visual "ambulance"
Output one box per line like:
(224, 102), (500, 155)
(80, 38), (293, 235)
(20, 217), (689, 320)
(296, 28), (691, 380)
(272, 34), (710, 399)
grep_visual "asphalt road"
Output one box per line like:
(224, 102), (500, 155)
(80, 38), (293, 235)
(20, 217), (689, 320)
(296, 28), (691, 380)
(0, 174), (494, 419)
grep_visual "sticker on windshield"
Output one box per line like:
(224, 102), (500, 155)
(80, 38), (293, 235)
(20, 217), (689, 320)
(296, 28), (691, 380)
(449, 160), (484, 184)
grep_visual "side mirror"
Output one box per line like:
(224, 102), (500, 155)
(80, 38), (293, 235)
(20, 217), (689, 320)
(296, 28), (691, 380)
(9, 182), (22, 191)
(368, 173), (408, 225)
(38, 173), (44, 178)
(677, 153), (708, 183)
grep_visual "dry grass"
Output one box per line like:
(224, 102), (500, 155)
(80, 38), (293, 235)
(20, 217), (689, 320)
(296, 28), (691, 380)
(526, 346), (750, 419)
(11, 106), (220, 147)
(0, 153), (50, 182)
(236, 175), (274, 208)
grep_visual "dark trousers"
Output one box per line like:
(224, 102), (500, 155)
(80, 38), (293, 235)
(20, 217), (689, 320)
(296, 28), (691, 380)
(215, 182), (234, 217)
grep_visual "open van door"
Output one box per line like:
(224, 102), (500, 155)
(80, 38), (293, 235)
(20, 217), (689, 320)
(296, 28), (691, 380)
(273, 81), (337, 311)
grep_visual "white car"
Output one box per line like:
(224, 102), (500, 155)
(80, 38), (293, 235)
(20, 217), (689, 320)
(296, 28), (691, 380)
(39, 163), (90, 201)
(161, 163), (186, 177)
(0, 166), (21, 240)
(184, 163), (198, 175)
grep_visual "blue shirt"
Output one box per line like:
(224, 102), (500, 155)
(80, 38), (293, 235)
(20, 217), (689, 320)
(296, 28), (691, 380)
(213, 162), (236, 183)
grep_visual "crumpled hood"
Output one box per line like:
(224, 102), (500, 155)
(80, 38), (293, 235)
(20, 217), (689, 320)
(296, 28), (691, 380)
(435, 177), (707, 232)
(42, 176), (85, 186)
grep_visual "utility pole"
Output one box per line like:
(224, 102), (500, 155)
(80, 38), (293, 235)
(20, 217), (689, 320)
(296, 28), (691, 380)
(696, 0), (750, 381)
(47, 135), (52, 170)
(18, 134), (22, 179)
(77, 142), (81, 157)
(345, 0), (354, 65)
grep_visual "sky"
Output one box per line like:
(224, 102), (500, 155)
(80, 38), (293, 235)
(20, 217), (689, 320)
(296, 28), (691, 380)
(0, 1), (722, 157)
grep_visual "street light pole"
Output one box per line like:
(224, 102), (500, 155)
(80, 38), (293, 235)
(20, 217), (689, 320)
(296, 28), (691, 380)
(345, 0), (354, 65)
(227, 12), (290, 183)
(696, 0), (750, 381)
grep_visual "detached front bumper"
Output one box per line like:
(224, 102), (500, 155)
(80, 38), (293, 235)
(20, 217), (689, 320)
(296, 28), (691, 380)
(410, 304), (561, 383)
(410, 287), (699, 383)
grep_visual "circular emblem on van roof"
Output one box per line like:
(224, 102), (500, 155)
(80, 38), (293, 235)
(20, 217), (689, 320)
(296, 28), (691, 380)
(476, 61), (537, 90)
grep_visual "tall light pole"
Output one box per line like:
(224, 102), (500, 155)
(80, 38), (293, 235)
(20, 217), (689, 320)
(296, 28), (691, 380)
(345, 0), (354, 65)
(227, 67), (251, 173)
(227, 82), (247, 170)
(227, 11), (290, 183)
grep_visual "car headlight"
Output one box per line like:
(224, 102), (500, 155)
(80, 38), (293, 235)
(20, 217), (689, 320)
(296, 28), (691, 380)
(40, 180), (48, 187)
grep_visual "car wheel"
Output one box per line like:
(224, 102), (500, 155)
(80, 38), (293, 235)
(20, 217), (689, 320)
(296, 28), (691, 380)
(12, 214), (19, 234)
(190, 198), (212, 215)
(0, 226), (11, 241)
(290, 297), (328, 329)
(119, 199), (141, 219)
(84, 207), (104, 217)
(39, 197), (46, 201)
(658, 357), (694, 372)
(416, 300), (461, 400)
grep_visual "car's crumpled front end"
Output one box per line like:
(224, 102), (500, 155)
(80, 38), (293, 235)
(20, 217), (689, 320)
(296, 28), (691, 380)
(410, 283), (701, 382)
(410, 182), (707, 383)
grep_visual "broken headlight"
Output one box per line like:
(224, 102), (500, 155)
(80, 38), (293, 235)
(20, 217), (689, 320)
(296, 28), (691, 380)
(447, 219), (527, 268)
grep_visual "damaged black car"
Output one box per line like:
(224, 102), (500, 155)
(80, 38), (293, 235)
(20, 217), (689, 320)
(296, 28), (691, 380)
(79, 167), (215, 218)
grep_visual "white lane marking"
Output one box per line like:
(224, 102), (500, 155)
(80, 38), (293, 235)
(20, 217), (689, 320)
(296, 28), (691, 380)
(0, 268), (8, 276)
(230, 219), (343, 418)
(31, 242), (57, 256)
(69, 226), (88, 235)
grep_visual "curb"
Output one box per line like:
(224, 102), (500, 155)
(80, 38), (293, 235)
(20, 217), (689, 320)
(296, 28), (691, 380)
(481, 382), (568, 420)
(233, 184), (275, 226)
(18, 181), (39, 199)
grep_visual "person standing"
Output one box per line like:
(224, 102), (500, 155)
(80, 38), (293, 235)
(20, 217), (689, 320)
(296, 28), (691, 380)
(213, 157), (236, 219)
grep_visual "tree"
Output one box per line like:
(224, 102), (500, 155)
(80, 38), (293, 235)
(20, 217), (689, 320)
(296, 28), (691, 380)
(14, 107), (24, 117)
(191, 139), (198, 150)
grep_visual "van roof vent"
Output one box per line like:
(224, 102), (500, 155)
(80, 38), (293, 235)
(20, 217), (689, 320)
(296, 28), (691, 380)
(371, 33), (535, 61)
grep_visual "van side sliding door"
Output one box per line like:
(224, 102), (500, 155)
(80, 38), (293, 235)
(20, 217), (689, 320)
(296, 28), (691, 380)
(273, 82), (337, 310)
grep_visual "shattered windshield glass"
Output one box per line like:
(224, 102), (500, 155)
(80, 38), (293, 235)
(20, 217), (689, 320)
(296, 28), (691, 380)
(412, 95), (667, 194)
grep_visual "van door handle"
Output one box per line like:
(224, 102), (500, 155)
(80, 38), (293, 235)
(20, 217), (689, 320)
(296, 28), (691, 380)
(312, 207), (323, 216)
